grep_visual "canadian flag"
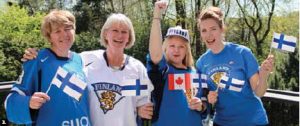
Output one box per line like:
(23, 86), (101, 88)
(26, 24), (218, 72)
(168, 73), (191, 90)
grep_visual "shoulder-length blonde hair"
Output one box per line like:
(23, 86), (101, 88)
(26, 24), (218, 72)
(41, 10), (75, 42)
(162, 36), (194, 68)
(100, 13), (135, 49)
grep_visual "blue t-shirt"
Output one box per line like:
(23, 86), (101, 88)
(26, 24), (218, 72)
(147, 55), (203, 126)
(196, 42), (268, 126)
(5, 48), (90, 126)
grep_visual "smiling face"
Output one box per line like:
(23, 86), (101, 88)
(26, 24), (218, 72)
(41, 10), (76, 56)
(100, 13), (135, 50)
(105, 23), (130, 51)
(199, 18), (224, 51)
(165, 36), (187, 67)
(49, 24), (75, 53)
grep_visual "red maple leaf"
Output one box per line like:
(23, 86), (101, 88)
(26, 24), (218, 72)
(175, 77), (183, 85)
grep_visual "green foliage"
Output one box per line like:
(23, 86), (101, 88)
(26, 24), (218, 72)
(125, 18), (152, 64)
(227, 11), (299, 92)
(72, 32), (103, 53)
(73, 0), (111, 34)
(0, 5), (47, 81)
(267, 12), (299, 91)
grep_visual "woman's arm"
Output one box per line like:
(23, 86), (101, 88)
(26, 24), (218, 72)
(250, 54), (274, 97)
(149, 1), (167, 64)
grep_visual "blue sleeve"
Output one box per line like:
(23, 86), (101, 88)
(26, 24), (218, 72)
(146, 54), (168, 73)
(242, 48), (259, 79)
(5, 59), (39, 124)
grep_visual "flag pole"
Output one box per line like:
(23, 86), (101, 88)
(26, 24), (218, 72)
(45, 83), (53, 94)
(268, 33), (275, 74)
(215, 84), (219, 93)
(269, 33), (274, 55)
(269, 43), (273, 55)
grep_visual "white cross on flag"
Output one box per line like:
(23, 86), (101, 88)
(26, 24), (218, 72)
(50, 67), (87, 101)
(168, 73), (191, 90)
(219, 75), (245, 92)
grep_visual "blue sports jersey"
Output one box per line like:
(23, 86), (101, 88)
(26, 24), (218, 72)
(196, 42), (268, 126)
(147, 54), (203, 126)
(5, 48), (90, 126)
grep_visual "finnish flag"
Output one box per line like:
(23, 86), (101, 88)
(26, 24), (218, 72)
(200, 74), (208, 88)
(191, 73), (208, 89)
(121, 79), (150, 96)
(219, 75), (245, 92)
(191, 73), (200, 88)
(51, 67), (87, 101)
(272, 32), (297, 52)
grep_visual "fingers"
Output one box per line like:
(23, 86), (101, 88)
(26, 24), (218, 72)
(22, 48), (38, 62)
(261, 54), (274, 73)
(155, 1), (168, 10)
(208, 91), (218, 104)
(29, 92), (50, 109)
(188, 97), (202, 111)
(138, 103), (154, 119)
(154, 0), (168, 16)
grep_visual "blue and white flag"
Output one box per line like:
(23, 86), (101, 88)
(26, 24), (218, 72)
(200, 74), (208, 88)
(219, 75), (245, 92)
(51, 67), (87, 101)
(191, 73), (208, 89)
(191, 73), (200, 88)
(121, 79), (150, 96)
(272, 32), (297, 52)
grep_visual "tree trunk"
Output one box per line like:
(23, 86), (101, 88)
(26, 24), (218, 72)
(195, 0), (202, 56)
(175, 0), (186, 28)
(236, 0), (275, 56)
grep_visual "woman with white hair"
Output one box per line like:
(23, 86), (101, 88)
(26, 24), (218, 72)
(81, 13), (153, 126)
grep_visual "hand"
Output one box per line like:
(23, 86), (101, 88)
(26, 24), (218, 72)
(137, 103), (153, 119)
(21, 48), (38, 62)
(188, 97), (203, 111)
(153, 0), (168, 18)
(260, 54), (274, 76)
(208, 91), (218, 104)
(29, 92), (50, 109)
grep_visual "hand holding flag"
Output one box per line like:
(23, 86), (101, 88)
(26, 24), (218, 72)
(207, 91), (218, 104)
(188, 97), (203, 111)
(260, 54), (274, 76)
(29, 92), (50, 109)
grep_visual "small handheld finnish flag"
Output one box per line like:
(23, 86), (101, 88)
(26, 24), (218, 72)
(121, 79), (150, 96)
(200, 74), (208, 89)
(49, 67), (87, 101)
(191, 73), (199, 88)
(272, 32), (297, 52)
(219, 75), (245, 92)
(191, 73), (208, 89)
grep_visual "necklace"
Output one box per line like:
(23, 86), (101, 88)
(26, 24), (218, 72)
(110, 65), (124, 72)
(110, 65), (121, 70)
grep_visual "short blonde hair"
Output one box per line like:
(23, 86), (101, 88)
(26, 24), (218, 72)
(162, 36), (194, 68)
(100, 13), (135, 49)
(41, 10), (75, 42)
